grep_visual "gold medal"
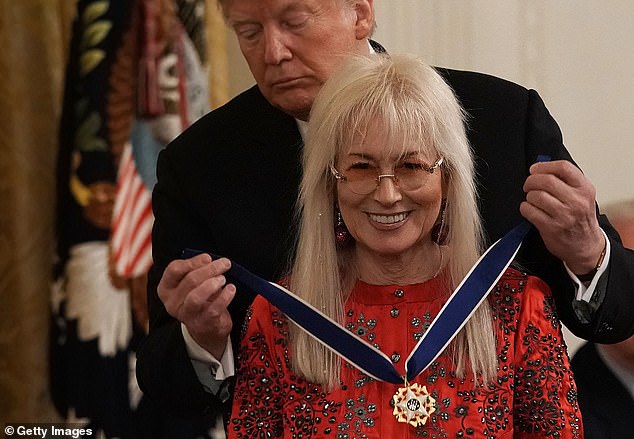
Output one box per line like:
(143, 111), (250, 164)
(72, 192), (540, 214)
(392, 381), (436, 427)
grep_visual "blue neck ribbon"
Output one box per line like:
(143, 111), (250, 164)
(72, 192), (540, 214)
(195, 155), (550, 384)
(216, 220), (530, 384)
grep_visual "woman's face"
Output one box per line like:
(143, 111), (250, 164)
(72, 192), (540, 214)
(335, 121), (445, 258)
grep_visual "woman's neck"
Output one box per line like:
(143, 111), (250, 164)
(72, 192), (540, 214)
(355, 243), (446, 285)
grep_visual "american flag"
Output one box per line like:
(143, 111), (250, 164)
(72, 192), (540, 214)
(111, 142), (154, 277)
(110, 0), (209, 278)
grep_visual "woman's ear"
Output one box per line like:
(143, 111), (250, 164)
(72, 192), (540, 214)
(431, 198), (449, 245)
(441, 166), (449, 198)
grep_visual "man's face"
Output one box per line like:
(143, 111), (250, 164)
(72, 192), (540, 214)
(600, 216), (634, 369)
(225, 0), (373, 120)
(612, 218), (634, 249)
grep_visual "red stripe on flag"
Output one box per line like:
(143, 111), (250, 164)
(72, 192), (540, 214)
(111, 143), (154, 277)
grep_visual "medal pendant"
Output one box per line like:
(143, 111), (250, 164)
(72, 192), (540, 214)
(392, 382), (436, 427)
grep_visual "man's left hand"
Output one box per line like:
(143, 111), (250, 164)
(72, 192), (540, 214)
(520, 160), (605, 275)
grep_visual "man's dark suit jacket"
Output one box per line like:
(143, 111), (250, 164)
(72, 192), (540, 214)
(571, 342), (634, 438)
(136, 66), (634, 419)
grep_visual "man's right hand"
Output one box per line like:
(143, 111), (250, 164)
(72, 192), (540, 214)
(158, 253), (235, 359)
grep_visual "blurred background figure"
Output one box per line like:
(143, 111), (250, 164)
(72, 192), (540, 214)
(571, 198), (634, 439)
(51, 0), (215, 437)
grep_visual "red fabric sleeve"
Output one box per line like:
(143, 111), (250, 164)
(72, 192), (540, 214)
(512, 276), (584, 438)
(228, 297), (286, 438)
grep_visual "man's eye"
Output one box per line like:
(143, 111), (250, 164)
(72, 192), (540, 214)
(283, 14), (309, 29)
(236, 25), (261, 42)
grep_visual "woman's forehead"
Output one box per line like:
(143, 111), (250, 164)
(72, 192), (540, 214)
(341, 120), (436, 159)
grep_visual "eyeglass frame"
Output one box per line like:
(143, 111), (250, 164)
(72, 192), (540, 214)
(330, 156), (444, 194)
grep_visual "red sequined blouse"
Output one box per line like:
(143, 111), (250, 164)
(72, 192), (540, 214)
(228, 268), (583, 438)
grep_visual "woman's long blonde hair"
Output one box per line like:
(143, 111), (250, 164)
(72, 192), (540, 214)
(289, 54), (497, 389)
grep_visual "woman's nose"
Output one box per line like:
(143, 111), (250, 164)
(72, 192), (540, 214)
(373, 174), (402, 204)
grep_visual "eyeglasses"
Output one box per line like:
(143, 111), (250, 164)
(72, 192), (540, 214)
(330, 157), (444, 195)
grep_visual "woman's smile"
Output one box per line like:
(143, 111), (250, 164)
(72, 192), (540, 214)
(367, 211), (410, 225)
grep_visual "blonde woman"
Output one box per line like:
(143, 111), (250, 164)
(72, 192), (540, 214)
(226, 54), (582, 438)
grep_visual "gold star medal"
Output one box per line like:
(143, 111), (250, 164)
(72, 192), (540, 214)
(392, 381), (436, 427)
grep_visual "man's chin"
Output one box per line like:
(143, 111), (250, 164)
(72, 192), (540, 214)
(257, 82), (316, 119)
(271, 95), (313, 121)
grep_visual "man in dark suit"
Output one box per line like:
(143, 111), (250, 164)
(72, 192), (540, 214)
(572, 339), (634, 438)
(572, 200), (634, 438)
(136, 0), (634, 421)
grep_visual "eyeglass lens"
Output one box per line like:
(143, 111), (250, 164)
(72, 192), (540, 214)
(344, 160), (437, 195)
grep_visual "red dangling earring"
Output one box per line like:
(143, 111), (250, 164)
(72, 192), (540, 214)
(431, 198), (449, 245)
(335, 207), (352, 247)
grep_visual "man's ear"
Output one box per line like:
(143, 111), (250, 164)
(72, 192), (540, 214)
(353, 0), (374, 40)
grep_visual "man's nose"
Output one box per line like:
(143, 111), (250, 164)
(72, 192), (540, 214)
(263, 28), (292, 65)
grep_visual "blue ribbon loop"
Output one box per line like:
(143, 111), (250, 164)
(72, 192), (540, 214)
(185, 219), (530, 384)
(187, 155), (549, 384)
